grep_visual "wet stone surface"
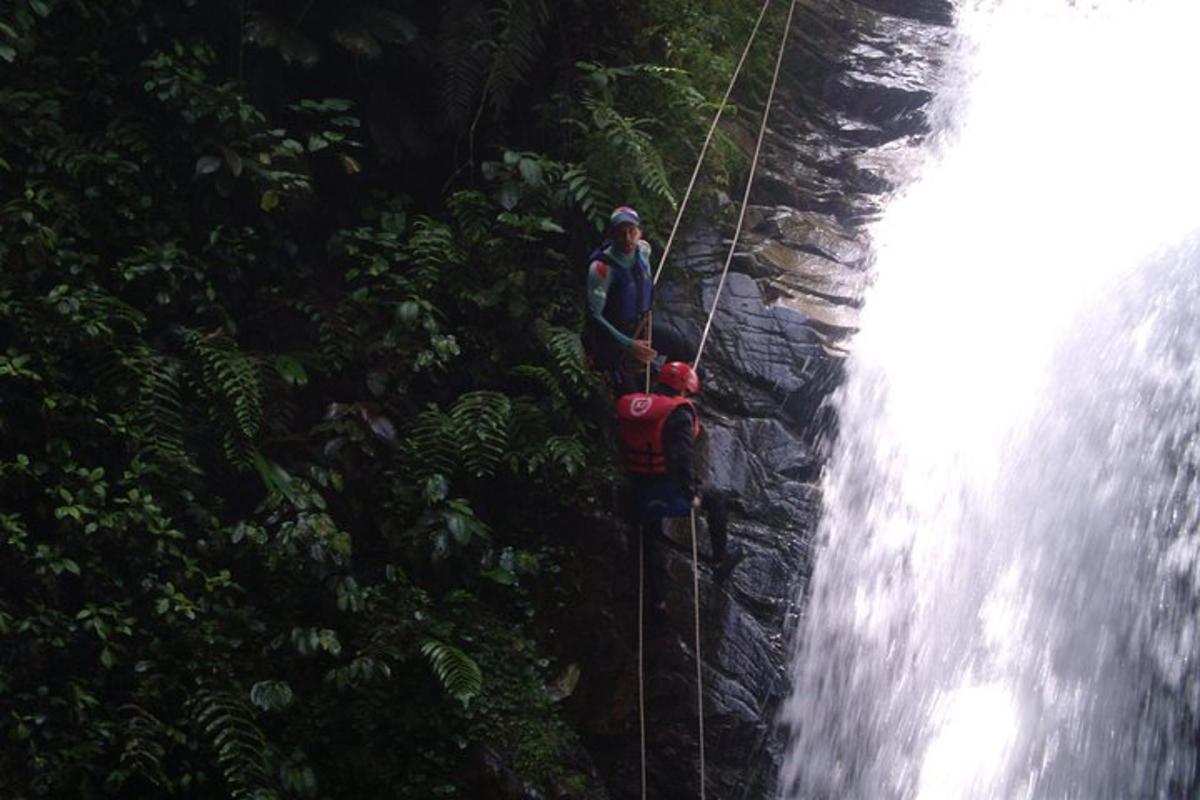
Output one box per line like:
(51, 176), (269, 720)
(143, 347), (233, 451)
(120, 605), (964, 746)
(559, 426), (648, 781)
(566, 2), (954, 798)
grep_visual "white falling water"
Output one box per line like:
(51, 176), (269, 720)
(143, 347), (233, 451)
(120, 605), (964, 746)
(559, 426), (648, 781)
(781, 2), (1200, 798)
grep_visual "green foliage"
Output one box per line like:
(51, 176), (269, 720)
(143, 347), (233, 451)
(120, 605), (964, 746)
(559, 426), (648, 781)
(421, 638), (485, 707)
(450, 391), (513, 478)
(482, 0), (550, 117)
(0, 0), (769, 797)
(249, 680), (295, 712)
(118, 704), (172, 790)
(437, 1), (492, 129)
(184, 329), (264, 463)
(578, 92), (678, 211)
(192, 689), (277, 800)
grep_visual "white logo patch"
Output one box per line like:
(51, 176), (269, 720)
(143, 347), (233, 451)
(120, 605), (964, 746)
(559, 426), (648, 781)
(630, 396), (653, 417)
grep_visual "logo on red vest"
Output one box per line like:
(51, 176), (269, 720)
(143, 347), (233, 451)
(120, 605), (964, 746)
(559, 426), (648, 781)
(629, 396), (653, 417)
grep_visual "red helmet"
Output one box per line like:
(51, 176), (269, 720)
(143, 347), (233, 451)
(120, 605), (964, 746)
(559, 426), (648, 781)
(657, 361), (700, 395)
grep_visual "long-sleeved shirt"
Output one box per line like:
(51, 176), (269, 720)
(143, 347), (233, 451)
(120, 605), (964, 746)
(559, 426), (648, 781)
(661, 402), (697, 495)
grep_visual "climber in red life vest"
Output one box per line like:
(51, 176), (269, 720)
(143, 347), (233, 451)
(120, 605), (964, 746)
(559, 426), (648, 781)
(616, 362), (740, 608)
(583, 206), (657, 396)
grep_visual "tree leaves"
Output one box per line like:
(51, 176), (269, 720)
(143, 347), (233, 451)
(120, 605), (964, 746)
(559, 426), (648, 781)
(0, 0), (756, 796)
(357, 7), (418, 45)
(273, 355), (308, 387)
(195, 155), (222, 176)
(279, 27), (321, 68)
(332, 24), (382, 60)
(249, 680), (295, 711)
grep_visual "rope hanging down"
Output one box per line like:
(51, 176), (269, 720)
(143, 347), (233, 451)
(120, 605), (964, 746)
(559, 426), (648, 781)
(635, 4), (776, 796)
(693, 0), (798, 373)
(634, 1), (797, 798)
(688, 507), (707, 800)
(690, 3), (797, 800)
(652, 0), (774, 286)
(638, 532), (648, 800)
(642, 0), (774, 394)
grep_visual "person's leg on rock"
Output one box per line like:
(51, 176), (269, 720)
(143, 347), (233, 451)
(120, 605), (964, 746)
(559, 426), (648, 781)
(702, 488), (743, 582)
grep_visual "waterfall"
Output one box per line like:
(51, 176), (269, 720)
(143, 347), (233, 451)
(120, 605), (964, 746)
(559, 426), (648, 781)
(780, 2), (1200, 798)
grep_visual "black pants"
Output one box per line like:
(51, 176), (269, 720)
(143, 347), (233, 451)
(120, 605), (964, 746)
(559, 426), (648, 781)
(631, 488), (728, 609)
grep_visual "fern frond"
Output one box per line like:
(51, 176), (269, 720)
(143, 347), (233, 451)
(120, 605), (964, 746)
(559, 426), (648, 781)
(634, 144), (676, 210)
(191, 689), (276, 800)
(404, 217), (466, 287)
(48, 286), (147, 340)
(540, 325), (593, 398)
(118, 704), (169, 789)
(257, 356), (298, 437)
(182, 329), (262, 464)
(400, 407), (458, 480)
(420, 638), (482, 707)
(585, 97), (677, 209)
(446, 190), (493, 247)
(484, 0), (548, 115)
(86, 341), (196, 472)
(437, 0), (491, 130)
(129, 346), (192, 467)
(285, 300), (357, 374)
(562, 165), (610, 231)
(510, 364), (566, 406)
(544, 435), (587, 477)
(191, 335), (261, 438)
(449, 391), (511, 478)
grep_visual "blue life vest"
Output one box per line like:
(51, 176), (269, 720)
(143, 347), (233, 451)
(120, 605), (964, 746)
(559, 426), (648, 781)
(583, 245), (654, 368)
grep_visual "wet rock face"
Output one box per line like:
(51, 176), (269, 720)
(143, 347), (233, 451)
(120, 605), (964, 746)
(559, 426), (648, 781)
(575, 2), (953, 798)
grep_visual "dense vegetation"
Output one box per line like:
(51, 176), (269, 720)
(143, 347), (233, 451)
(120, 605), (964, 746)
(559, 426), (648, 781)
(0, 1), (777, 796)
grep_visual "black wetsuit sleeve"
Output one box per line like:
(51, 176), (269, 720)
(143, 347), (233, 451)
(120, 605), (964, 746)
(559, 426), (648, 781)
(662, 406), (697, 495)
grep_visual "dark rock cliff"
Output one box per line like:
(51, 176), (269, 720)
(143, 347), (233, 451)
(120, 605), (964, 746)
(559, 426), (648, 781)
(560, 2), (954, 798)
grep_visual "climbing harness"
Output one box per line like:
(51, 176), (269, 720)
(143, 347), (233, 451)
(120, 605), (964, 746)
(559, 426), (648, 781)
(633, 0), (799, 797)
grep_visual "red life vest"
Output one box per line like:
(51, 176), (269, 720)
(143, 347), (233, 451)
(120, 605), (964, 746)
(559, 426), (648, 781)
(615, 393), (699, 476)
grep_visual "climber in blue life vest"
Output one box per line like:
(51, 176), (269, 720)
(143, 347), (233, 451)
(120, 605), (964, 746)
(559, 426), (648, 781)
(583, 206), (657, 396)
(616, 361), (741, 609)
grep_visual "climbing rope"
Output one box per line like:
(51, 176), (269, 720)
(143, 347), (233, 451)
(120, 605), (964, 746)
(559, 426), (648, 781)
(642, 0), (774, 395)
(652, 0), (775, 287)
(689, 507), (707, 800)
(688, 2), (797, 798)
(633, 1), (798, 797)
(638, 530), (648, 800)
(694, 0), (798, 373)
